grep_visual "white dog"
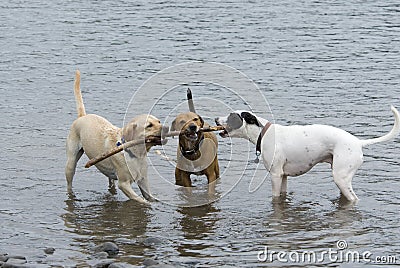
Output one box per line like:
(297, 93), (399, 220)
(65, 71), (168, 203)
(215, 106), (399, 202)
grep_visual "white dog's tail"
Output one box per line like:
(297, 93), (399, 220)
(361, 105), (400, 147)
(74, 70), (86, 118)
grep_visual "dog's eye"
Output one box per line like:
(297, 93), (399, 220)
(193, 118), (199, 121)
(180, 120), (185, 124)
(146, 123), (153, 128)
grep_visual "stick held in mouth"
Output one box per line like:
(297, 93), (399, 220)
(84, 126), (226, 168)
(84, 137), (165, 168)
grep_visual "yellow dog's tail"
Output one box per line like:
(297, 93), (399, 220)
(361, 105), (400, 147)
(74, 70), (86, 118)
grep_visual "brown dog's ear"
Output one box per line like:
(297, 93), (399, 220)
(198, 115), (204, 127)
(170, 119), (177, 132)
(123, 123), (137, 142)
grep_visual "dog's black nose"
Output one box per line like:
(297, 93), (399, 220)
(189, 124), (197, 132)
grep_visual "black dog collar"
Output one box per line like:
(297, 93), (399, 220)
(255, 122), (272, 163)
(180, 135), (205, 157)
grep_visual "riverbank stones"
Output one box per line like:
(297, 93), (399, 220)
(93, 242), (119, 257)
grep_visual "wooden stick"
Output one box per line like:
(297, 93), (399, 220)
(84, 125), (226, 168)
(164, 126), (225, 137)
(84, 137), (160, 168)
(198, 125), (225, 132)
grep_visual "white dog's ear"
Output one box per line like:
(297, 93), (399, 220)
(227, 113), (243, 129)
(241, 112), (262, 127)
(123, 123), (137, 142)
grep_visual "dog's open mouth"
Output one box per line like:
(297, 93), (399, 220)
(184, 131), (198, 141)
(147, 135), (168, 146)
(215, 122), (230, 138)
(219, 128), (229, 138)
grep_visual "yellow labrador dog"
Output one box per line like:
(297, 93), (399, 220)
(65, 70), (168, 203)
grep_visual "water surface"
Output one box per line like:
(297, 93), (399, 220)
(0, 0), (399, 267)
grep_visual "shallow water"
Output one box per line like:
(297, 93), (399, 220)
(1, 0), (399, 267)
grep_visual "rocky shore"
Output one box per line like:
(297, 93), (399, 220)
(0, 240), (171, 268)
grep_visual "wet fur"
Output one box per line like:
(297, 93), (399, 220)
(170, 89), (219, 187)
(216, 108), (400, 202)
(172, 113), (220, 187)
(65, 70), (167, 203)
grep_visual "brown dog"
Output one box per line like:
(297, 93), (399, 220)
(171, 112), (220, 187)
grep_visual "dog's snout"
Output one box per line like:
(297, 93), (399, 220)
(189, 124), (197, 132)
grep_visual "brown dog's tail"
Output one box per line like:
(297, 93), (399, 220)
(74, 70), (86, 118)
(187, 88), (196, 113)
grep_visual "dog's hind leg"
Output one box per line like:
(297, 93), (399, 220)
(108, 175), (118, 194)
(332, 152), (363, 202)
(214, 160), (220, 179)
(280, 175), (288, 196)
(333, 174), (359, 202)
(65, 136), (84, 192)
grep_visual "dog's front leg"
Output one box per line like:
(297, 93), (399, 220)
(270, 172), (284, 202)
(175, 168), (192, 187)
(137, 177), (156, 202)
(116, 168), (149, 204)
(205, 171), (218, 197)
(118, 179), (149, 204)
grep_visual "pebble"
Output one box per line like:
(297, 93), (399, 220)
(92, 259), (115, 268)
(43, 248), (55, 255)
(114, 238), (136, 245)
(5, 256), (26, 261)
(143, 237), (162, 247)
(108, 263), (128, 268)
(0, 254), (8, 262)
(93, 252), (109, 259)
(142, 258), (159, 267)
(93, 242), (119, 256)
(1, 244), (161, 268)
(0, 254), (29, 268)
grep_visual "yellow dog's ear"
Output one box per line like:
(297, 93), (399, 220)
(122, 122), (137, 142)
